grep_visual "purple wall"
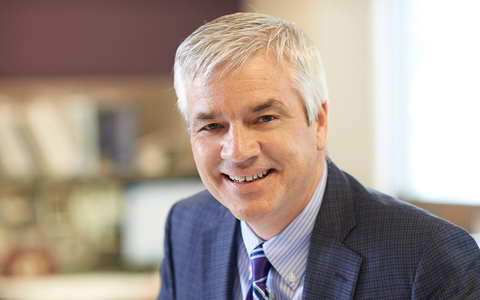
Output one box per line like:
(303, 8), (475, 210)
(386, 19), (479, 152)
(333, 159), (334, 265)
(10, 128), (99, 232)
(0, 0), (240, 76)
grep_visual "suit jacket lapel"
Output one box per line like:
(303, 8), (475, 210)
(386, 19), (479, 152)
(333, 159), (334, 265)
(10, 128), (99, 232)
(201, 209), (239, 300)
(303, 160), (363, 300)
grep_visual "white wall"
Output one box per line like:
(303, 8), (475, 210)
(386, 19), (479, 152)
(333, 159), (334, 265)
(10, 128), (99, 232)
(242, 0), (376, 187)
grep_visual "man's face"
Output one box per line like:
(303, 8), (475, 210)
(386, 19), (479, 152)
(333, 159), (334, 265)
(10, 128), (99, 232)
(186, 51), (328, 237)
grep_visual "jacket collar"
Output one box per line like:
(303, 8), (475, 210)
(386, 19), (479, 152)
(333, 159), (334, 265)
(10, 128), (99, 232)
(303, 159), (363, 300)
(201, 204), (239, 300)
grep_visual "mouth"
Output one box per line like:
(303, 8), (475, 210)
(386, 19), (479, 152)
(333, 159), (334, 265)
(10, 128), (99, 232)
(225, 170), (272, 183)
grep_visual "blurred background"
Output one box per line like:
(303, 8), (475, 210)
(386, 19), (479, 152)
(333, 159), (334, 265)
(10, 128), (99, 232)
(0, 0), (479, 299)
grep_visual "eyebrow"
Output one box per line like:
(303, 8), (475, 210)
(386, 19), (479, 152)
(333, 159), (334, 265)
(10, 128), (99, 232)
(251, 99), (289, 115)
(192, 111), (218, 130)
(192, 98), (290, 129)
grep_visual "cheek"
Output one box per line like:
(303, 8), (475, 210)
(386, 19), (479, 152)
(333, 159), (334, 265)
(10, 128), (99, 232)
(191, 138), (220, 170)
(191, 141), (215, 192)
(282, 130), (319, 177)
(276, 126), (317, 157)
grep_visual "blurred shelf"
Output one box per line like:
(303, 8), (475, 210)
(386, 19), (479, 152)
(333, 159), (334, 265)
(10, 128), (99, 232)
(0, 74), (197, 278)
(0, 173), (200, 185)
(0, 271), (159, 300)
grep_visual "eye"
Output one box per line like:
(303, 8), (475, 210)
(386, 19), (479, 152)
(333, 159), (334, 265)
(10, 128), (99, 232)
(259, 115), (276, 123)
(202, 123), (219, 131)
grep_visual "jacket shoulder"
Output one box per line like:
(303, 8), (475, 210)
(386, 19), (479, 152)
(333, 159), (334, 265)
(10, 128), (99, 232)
(332, 167), (480, 298)
(348, 172), (457, 233)
(169, 190), (233, 230)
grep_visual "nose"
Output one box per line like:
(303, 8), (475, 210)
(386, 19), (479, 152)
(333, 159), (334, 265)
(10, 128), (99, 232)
(220, 125), (260, 163)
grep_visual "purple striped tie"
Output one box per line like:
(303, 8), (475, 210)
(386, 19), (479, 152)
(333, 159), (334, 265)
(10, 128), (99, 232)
(246, 244), (272, 300)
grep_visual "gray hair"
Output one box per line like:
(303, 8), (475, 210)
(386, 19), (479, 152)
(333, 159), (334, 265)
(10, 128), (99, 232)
(173, 12), (328, 129)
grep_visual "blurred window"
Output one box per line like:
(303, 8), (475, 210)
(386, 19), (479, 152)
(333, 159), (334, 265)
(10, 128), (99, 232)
(406, 0), (480, 204)
(374, 0), (480, 204)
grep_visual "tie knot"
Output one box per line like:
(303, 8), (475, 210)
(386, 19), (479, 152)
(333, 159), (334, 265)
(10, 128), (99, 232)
(250, 244), (267, 260)
(246, 244), (272, 300)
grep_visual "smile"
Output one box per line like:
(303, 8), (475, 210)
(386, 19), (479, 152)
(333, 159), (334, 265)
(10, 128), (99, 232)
(227, 170), (271, 183)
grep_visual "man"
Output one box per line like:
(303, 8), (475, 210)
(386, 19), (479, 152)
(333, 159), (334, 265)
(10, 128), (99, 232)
(158, 12), (480, 300)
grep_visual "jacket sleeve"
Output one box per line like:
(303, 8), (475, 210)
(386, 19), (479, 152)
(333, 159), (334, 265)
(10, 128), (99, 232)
(411, 226), (480, 299)
(157, 204), (177, 300)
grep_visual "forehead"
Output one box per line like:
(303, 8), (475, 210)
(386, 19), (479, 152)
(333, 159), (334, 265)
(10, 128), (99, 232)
(185, 51), (295, 114)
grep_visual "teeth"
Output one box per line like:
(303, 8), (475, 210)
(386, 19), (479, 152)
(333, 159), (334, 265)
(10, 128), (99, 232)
(228, 170), (269, 183)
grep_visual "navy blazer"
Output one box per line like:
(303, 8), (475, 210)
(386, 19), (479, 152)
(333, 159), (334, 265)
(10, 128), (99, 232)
(158, 160), (480, 299)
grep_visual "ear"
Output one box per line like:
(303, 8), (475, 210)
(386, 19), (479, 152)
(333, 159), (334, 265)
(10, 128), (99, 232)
(315, 102), (328, 151)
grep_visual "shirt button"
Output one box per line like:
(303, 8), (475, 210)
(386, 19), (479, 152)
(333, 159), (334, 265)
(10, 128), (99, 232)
(289, 273), (296, 282)
(269, 292), (275, 299)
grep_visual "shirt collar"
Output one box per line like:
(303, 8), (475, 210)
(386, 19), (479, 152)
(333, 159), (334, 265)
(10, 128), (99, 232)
(241, 161), (328, 290)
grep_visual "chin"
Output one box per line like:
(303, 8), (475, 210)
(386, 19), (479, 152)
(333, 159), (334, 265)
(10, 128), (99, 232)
(227, 200), (273, 223)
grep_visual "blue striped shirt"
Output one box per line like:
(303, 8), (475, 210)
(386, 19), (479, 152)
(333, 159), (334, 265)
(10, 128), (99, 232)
(233, 162), (327, 300)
